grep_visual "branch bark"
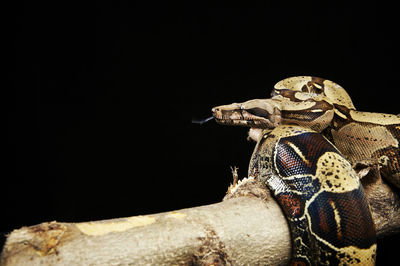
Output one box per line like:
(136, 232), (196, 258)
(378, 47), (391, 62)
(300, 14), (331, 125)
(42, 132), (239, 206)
(1, 174), (400, 265)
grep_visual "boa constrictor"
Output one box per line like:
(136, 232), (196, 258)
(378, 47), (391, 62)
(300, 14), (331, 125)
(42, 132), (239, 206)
(212, 76), (400, 265)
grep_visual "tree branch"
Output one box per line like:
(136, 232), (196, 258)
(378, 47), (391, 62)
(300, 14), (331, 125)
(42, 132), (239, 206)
(1, 173), (400, 265)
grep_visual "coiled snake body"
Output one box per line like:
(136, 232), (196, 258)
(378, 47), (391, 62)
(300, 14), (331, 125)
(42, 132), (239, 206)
(212, 76), (400, 265)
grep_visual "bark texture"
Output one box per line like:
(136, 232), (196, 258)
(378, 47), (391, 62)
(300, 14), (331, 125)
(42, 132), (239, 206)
(1, 173), (399, 265)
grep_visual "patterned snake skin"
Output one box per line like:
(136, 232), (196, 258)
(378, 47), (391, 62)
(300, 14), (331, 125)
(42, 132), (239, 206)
(212, 76), (400, 265)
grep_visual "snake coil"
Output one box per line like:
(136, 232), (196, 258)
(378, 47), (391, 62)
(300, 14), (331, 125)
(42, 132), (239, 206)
(212, 76), (400, 265)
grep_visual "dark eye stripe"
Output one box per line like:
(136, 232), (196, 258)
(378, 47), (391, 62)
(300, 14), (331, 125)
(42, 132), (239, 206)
(246, 107), (271, 118)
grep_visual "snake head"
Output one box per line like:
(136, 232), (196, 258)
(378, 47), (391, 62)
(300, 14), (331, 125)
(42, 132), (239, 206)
(212, 94), (335, 132)
(211, 77), (347, 131)
(212, 99), (282, 128)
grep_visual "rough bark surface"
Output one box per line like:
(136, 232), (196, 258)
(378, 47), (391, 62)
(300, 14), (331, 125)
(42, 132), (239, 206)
(1, 173), (399, 265)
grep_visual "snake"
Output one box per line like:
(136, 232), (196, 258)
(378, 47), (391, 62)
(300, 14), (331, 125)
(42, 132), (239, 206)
(212, 76), (400, 265)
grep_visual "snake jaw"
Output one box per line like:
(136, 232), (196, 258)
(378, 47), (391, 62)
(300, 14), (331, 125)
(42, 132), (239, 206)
(212, 99), (282, 128)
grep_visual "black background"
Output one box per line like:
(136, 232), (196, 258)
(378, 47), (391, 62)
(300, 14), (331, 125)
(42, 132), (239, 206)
(5, 2), (399, 264)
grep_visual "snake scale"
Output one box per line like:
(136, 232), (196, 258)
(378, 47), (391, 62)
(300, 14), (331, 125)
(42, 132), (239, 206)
(212, 76), (400, 265)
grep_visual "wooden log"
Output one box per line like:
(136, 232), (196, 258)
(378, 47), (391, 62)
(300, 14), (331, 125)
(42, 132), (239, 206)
(1, 174), (399, 265)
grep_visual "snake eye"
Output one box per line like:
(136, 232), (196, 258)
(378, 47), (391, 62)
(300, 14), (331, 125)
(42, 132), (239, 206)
(245, 107), (271, 118)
